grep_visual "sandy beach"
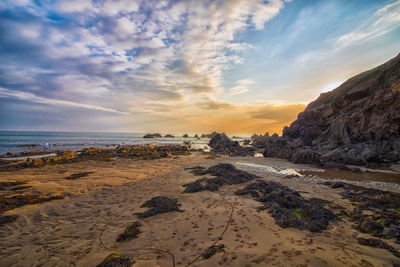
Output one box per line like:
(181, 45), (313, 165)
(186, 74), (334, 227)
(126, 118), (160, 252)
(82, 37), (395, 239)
(1, 152), (399, 266)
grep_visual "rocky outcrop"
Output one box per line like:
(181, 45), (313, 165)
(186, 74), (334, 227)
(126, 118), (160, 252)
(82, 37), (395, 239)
(96, 253), (133, 267)
(259, 53), (400, 167)
(183, 164), (258, 193)
(143, 133), (162, 138)
(209, 133), (255, 156)
(116, 222), (143, 242)
(235, 180), (337, 232)
(135, 196), (183, 218)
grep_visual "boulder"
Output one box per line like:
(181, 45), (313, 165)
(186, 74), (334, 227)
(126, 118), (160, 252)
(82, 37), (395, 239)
(96, 253), (133, 267)
(135, 196), (183, 218)
(143, 133), (162, 138)
(209, 133), (254, 156)
(291, 148), (320, 164)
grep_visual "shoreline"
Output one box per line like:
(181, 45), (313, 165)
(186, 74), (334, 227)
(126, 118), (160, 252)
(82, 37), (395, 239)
(0, 152), (399, 266)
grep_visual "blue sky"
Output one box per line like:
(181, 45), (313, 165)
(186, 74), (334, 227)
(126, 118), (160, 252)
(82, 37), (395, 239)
(0, 0), (399, 134)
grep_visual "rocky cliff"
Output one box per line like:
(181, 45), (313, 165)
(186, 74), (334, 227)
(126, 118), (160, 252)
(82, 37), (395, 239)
(263, 53), (400, 166)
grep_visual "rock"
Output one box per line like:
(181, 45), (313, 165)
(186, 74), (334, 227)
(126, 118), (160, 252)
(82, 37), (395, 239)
(115, 145), (189, 160)
(243, 139), (251, 145)
(96, 253), (133, 267)
(326, 181), (400, 239)
(164, 134), (175, 138)
(143, 133), (162, 138)
(6, 152), (14, 157)
(116, 222), (142, 242)
(251, 133), (270, 148)
(182, 178), (207, 193)
(200, 133), (212, 138)
(183, 134), (189, 138)
(263, 137), (293, 159)
(58, 150), (77, 159)
(209, 133), (254, 156)
(0, 181), (29, 190)
(202, 244), (225, 259)
(65, 171), (94, 180)
(183, 164), (258, 193)
(321, 162), (352, 171)
(357, 217), (383, 235)
(235, 180), (337, 232)
(24, 158), (43, 166)
(250, 133), (271, 148)
(81, 147), (104, 156)
(194, 134), (199, 139)
(0, 215), (19, 225)
(17, 144), (38, 147)
(358, 237), (400, 258)
(1, 145), (190, 171)
(291, 148), (320, 164)
(383, 227), (399, 238)
(256, 53), (400, 167)
(136, 196), (183, 218)
(0, 194), (64, 214)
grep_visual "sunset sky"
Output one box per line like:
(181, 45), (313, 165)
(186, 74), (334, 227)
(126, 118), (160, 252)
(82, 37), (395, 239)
(1, 0), (399, 134)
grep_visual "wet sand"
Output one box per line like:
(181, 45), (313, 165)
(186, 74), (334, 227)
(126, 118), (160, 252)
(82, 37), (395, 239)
(0, 153), (399, 266)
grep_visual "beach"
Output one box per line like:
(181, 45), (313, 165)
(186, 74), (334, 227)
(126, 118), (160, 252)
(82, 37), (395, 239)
(1, 151), (399, 266)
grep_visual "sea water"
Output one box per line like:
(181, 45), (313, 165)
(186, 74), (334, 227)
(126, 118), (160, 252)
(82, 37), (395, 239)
(0, 131), (213, 155)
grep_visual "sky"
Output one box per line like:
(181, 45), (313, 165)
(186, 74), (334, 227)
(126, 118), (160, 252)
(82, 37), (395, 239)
(0, 0), (399, 134)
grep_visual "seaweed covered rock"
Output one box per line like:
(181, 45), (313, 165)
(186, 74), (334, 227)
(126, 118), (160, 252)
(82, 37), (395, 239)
(1, 144), (190, 172)
(116, 222), (142, 242)
(202, 244), (225, 259)
(209, 133), (254, 156)
(115, 145), (189, 159)
(65, 171), (94, 180)
(0, 194), (64, 214)
(235, 180), (337, 232)
(358, 237), (400, 258)
(183, 164), (258, 193)
(0, 181), (29, 190)
(0, 215), (19, 225)
(96, 253), (134, 267)
(325, 181), (400, 240)
(81, 147), (105, 156)
(136, 196), (183, 218)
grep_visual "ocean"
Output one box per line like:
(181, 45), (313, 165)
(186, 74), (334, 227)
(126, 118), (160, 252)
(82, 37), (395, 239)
(0, 131), (219, 155)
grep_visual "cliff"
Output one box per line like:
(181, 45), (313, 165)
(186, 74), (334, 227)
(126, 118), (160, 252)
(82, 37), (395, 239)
(263, 53), (400, 166)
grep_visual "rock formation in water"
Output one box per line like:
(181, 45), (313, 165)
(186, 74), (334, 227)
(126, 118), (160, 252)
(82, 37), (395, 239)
(259, 53), (400, 167)
(143, 133), (162, 138)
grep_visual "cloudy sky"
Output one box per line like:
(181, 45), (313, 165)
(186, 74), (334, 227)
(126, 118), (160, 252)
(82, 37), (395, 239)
(0, 0), (399, 134)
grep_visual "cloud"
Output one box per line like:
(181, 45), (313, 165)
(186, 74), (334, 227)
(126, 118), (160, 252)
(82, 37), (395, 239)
(0, 0), (286, 112)
(229, 79), (255, 94)
(195, 99), (234, 110)
(164, 102), (306, 134)
(336, 0), (400, 47)
(249, 104), (305, 122)
(0, 87), (130, 115)
(0, 0), (294, 132)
